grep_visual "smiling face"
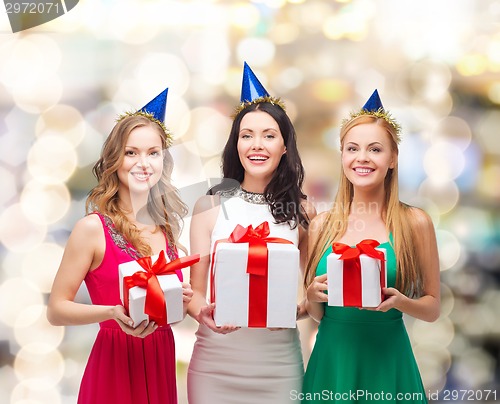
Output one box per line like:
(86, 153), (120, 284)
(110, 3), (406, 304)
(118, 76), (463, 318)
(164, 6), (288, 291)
(117, 124), (164, 196)
(237, 109), (286, 185)
(341, 122), (396, 191)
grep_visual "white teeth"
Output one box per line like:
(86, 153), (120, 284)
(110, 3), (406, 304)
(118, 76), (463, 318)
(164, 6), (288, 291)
(132, 173), (151, 180)
(249, 156), (267, 161)
(355, 168), (373, 174)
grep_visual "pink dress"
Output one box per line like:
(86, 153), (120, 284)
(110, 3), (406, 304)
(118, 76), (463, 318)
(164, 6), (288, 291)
(78, 213), (178, 404)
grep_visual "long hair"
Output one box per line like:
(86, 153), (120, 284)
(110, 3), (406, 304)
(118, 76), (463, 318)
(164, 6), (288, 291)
(211, 102), (309, 229)
(305, 115), (422, 297)
(86, 115), (188, 256)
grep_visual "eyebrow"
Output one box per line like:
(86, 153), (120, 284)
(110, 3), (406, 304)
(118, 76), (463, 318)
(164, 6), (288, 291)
(124, 146), (162, 150)
(239, 127), (279, 133)
(345, 141), (384, 147)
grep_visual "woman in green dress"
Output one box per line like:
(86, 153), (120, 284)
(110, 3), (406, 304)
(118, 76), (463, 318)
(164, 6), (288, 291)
(302, 90), (440, 403)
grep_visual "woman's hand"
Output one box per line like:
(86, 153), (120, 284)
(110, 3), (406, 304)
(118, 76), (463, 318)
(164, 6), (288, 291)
(375, 287), (406, 312)
(112, 305), (158, 338)
(182, 282), (194, 317)
(197, 303), (240, 334)
(306, 274), (328, 303)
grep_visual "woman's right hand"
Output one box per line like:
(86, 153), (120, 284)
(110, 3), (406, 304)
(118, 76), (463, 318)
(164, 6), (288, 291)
(197, 303), (240, 334)
(113, 305), (158, 338)
(306, 274), (329, 303)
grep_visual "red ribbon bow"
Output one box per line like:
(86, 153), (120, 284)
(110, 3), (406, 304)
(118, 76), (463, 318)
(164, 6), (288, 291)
(211, 221), (293, 327)
(123, 251), (200, 326)
(332, 239), (386, 307)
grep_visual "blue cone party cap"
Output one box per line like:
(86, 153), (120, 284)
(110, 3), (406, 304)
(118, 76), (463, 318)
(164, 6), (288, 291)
(234, 62), (286, 116)
(117, 87), (173, 146)
(140, 87), (168, 123)
(241, 62), (270, 103)
(343, 89), (402, 137)
(362, 89), (384, 112)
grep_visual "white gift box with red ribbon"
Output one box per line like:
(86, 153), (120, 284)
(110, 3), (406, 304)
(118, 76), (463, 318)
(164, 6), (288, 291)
(327, 240), (387, 308)
(119, 252), (199, 326)
(210, 222), (300, 328)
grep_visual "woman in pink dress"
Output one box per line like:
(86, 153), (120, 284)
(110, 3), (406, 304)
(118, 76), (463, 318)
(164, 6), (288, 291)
(47, 88), (193, 404)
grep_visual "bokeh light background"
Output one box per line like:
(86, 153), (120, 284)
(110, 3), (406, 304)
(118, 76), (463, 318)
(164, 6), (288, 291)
(1, 0), (499, 402)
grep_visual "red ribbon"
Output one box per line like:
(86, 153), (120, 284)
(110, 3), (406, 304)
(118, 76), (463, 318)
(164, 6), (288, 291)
(123, 251), (200, 326)
(332, 239), (386, 307)
(210, 222), (293, 327)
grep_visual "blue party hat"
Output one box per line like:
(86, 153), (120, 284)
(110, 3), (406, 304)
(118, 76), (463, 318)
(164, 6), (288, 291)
(234, 62), (285, 116)
(362, 89), (384, 112)
(117, 87), (173, 146)
(343, 89), (401, 136)
(140, 87), (168, 123)
(241, 62), (269, 103)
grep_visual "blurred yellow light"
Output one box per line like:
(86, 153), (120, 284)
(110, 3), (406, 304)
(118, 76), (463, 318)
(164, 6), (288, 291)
(36, 104), (86, 146)
(27, 135), (77, 185)
(170, 141), (207, 184)
(11, 380), (61, 404)
(487, 82), (500, 104)
(14, 305), (65, 350)
(440, 283), (455, 318)
(477, 164), (500, 198)
(456, 54), (488, 76)
(0, 166), (17, 207)
(423, 141), (465, 183)
(230, 3), (260, 29)
(20, 181), (71, 225)
(14, 344), (65, 387)
(0, 204), (47, 253)
(434, 229), (462, 271)
(22, 243), (64, 294)
(269, 23), (300, 45)
(323, 13), (367, 41)
(412, 317), (455, 347)
(109, 2), (160, 44)
(0, 35), (61, 90)
(418, 179), (459, 216)
(0, 278), (43, 327)
(203, 156), (224, 178)
(413, 343), (451, 389)
(188, 107), (231, 157)
(12, 74), (63, 114)
(311, 79), (350, 103)
(237, 38), (276, 67)
(476, 110), (500, 156)
(432, 116), (471, 150)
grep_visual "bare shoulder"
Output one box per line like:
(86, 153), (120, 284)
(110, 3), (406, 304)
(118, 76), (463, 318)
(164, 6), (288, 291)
(193, 195), (220, 215)
(310, 211), (329, 228)
(72, 213), (103, 238)
(191, 195), (220, 235)
(407, 206), (435, 233)
(300, 199), (317, 221)
(306, 211), (329, 239)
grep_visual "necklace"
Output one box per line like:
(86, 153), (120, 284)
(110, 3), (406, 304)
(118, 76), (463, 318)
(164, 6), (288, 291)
(218, 186), (267, 205)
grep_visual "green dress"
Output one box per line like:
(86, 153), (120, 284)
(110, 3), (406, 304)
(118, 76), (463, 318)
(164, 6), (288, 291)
(302, 240), (427, 403)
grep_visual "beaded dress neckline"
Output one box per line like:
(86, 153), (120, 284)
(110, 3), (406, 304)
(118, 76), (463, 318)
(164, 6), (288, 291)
(217, 186), (267, 205)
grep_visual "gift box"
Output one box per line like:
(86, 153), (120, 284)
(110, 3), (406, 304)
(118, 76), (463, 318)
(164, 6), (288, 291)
(119, 251), (200, 326)
(327, 239), (386, 308)
(211, 222), (300, 328)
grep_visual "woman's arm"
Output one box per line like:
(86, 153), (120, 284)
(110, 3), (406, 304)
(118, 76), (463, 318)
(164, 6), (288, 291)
(187, 195), (238, 334)
(377, 208), (440, 322)
(296, 200), (317, 320)
(304, 212), (329, 323)
(47, 214), (156, 338)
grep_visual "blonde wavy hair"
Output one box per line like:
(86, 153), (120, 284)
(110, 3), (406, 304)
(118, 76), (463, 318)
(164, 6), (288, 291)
(86, 115), (188, 256)
(305, 115), (423, 297)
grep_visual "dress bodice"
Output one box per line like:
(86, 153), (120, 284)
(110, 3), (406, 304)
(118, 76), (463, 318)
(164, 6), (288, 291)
(210, 188), (299, 249)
